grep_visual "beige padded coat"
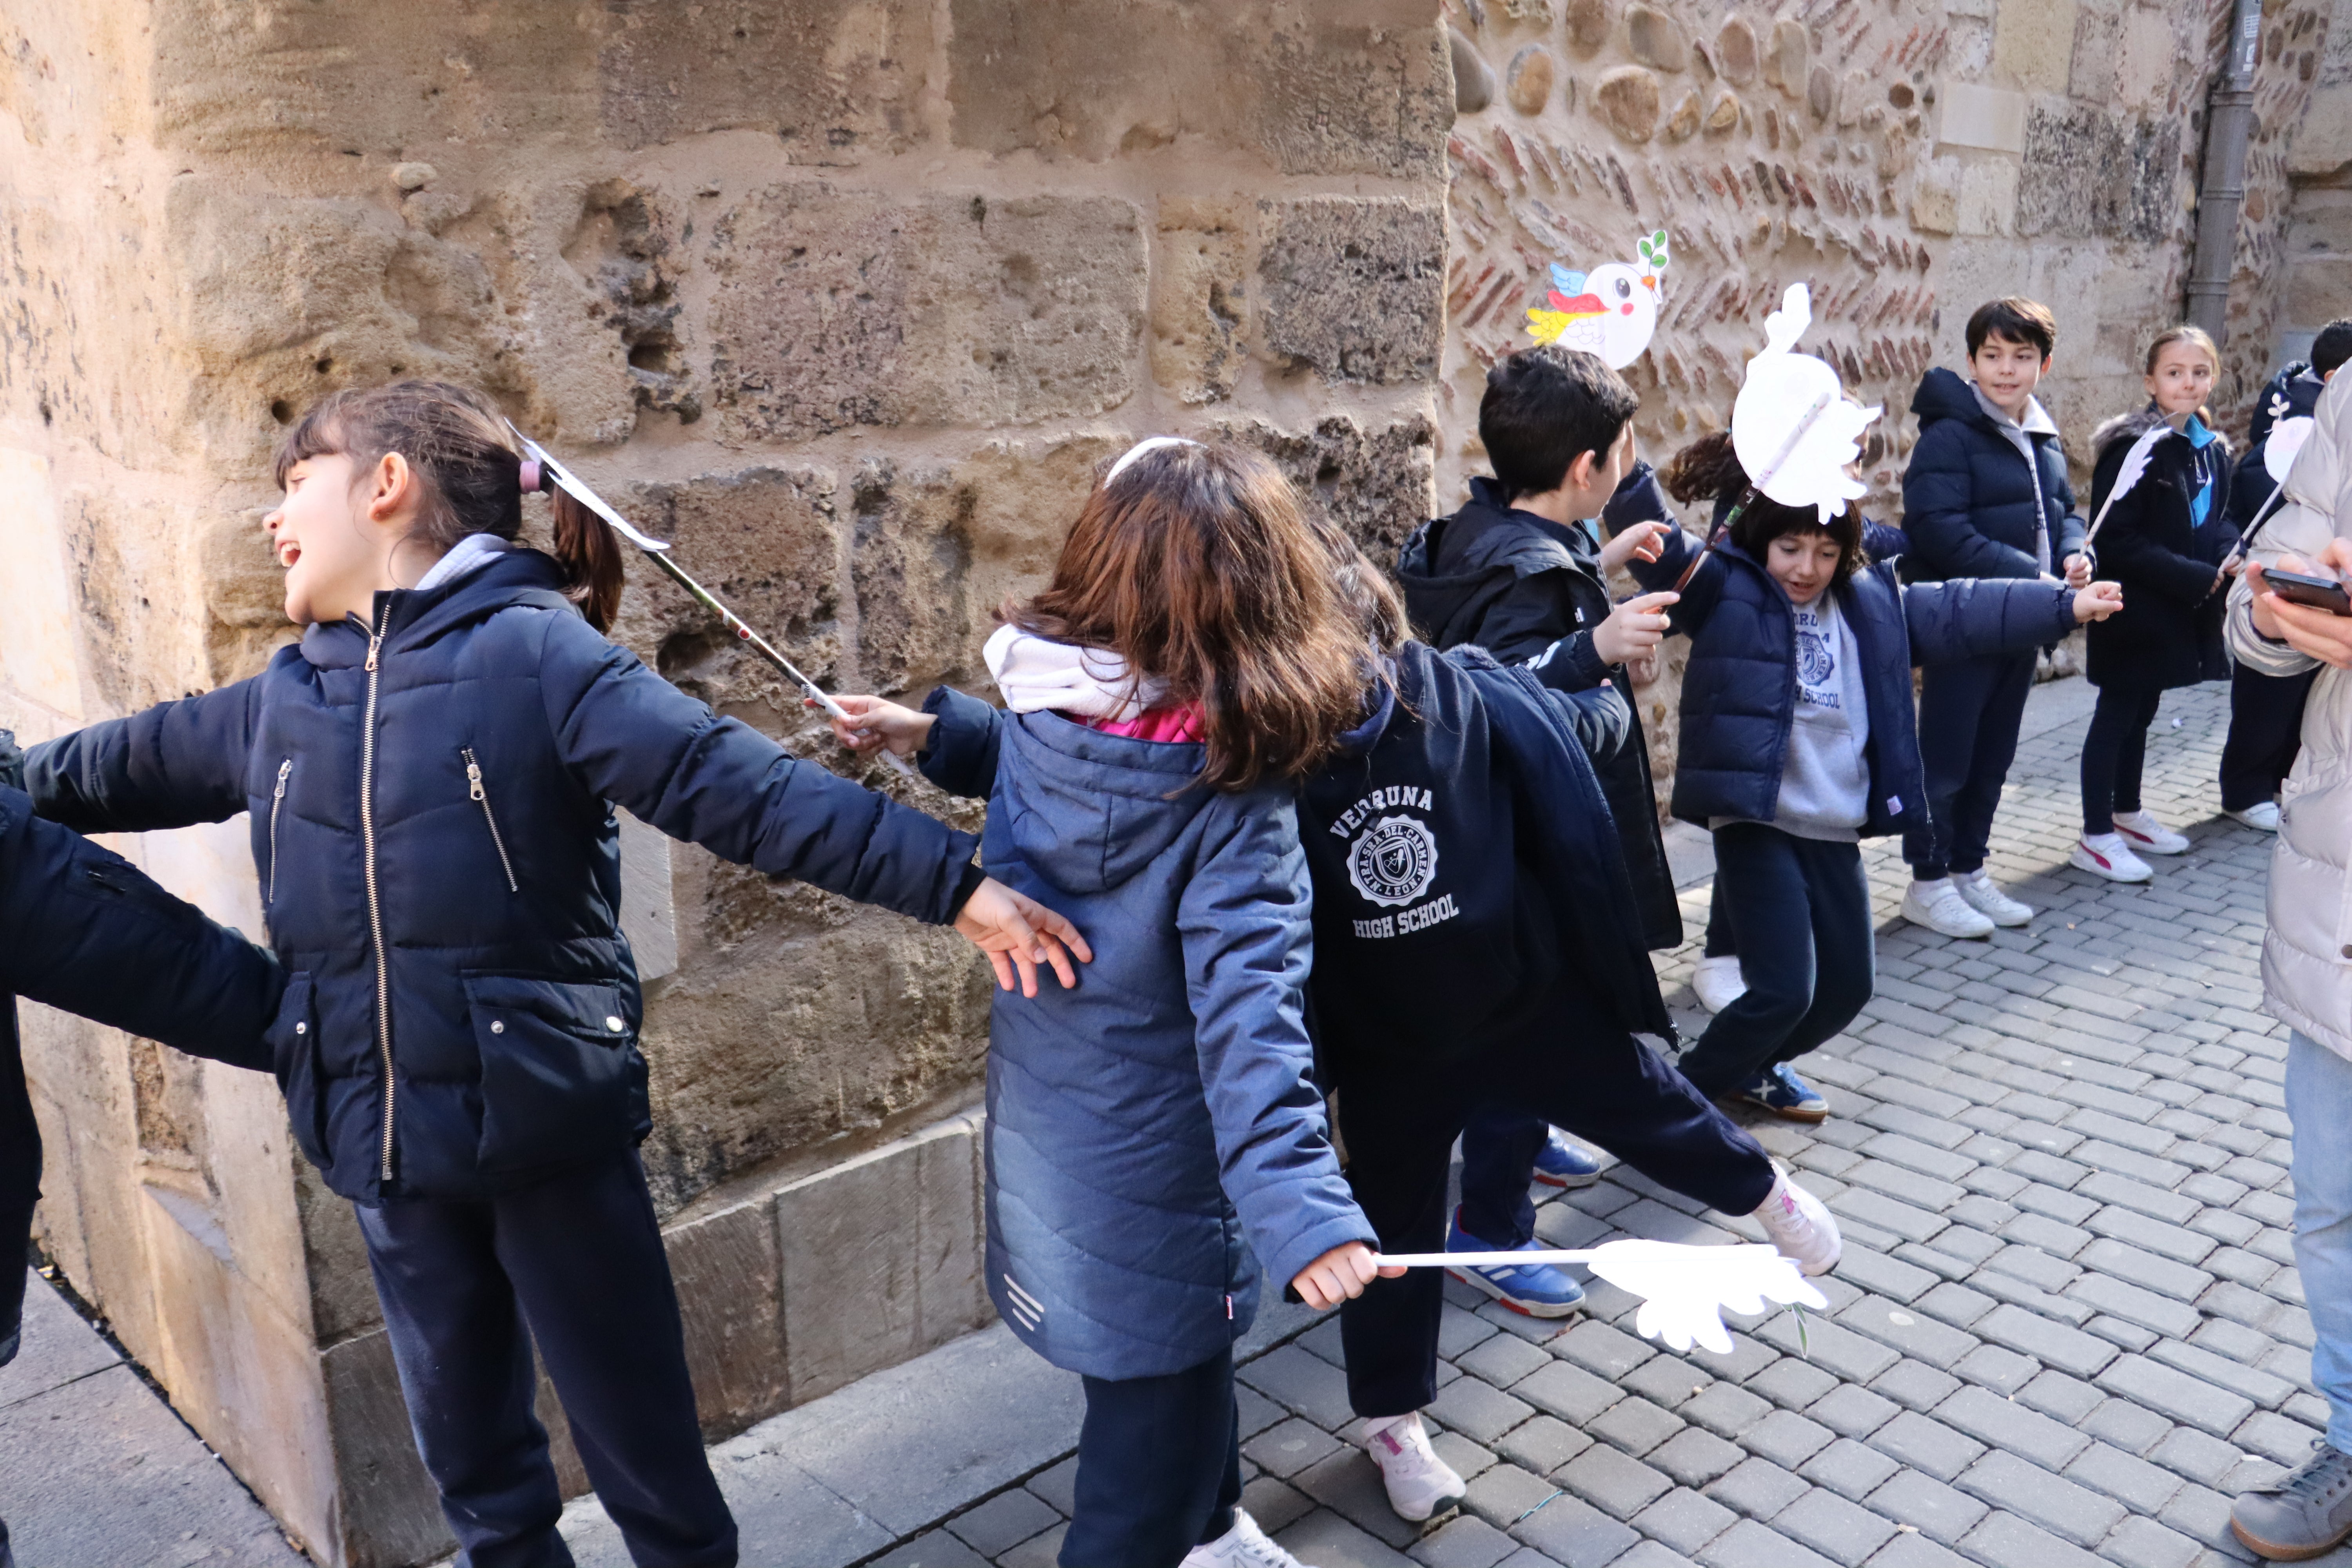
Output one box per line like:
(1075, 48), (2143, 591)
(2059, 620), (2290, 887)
(2226, 368), (2352, 1062)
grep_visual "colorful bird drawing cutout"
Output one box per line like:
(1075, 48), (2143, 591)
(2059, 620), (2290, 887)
(1526, 229), (1670, 369)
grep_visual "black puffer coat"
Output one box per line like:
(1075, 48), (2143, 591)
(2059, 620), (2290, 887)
(29, 551), (982, 1205)
(1395, 472), (1681, 951)
(1902, 367), (2083, 583)
(2084, 409), (2239, 690)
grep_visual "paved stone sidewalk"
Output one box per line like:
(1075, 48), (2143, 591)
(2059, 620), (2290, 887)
(0, 1267), (307, 1567)
(561, 676), (2345, 1568)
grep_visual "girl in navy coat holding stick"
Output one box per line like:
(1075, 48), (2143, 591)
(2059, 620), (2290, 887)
(25, 381), (1085, 1568)
(1632, 435), (2122, 1120)
(828, 441), (1390, 1568)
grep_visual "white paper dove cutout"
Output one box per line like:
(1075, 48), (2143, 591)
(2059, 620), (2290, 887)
(1377, 1240), (1828, 1356)
(2268, 416), (2317, 484)
(1730, 285), (1881, 523)
(2081, 423), (2171, 559)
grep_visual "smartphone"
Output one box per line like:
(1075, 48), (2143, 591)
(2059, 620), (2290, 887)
(2264, 568), (2352, 617)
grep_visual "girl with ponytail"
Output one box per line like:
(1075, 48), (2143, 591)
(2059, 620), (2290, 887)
(21, 379), (1086, 1565)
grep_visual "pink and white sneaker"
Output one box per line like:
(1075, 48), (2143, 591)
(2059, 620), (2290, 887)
(2112, 809), (2190, 855)
(1363, 1412), (1466, 1522)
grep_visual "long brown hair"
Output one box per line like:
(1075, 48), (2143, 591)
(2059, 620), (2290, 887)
(1009, 442), (1375, 792)
(272, 380), (626, 631)
(1660, 430), (1866, 582)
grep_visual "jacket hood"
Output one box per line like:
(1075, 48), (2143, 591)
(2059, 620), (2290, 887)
(2251, 364), (2326, 448)
(2091, 407), (2231, 460)
(1911, 366), (2060, 438)
(1397, 477), (1589, 636)
(996, 710), (1217, 894)
(299, 548), (574, 670)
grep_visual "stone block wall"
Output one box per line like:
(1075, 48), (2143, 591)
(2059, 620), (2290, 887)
(2273, 0), (2352, 367)
(0, 2), (1449, 1561)
(1432, 0), (2333, 817)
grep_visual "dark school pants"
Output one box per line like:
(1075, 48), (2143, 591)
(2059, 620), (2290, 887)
(356, 1151), (735, 1568)
(1456, 1109), (1551, 1247)
(1329, 994), (1775, 1418)
(2079, 680), (2166, 837)
(1906, 649), (2037, 879)
(1061, 1348), (1243, 1568)
(1676, 824), (1875, 1101)
(2221, 663), (2319, 811)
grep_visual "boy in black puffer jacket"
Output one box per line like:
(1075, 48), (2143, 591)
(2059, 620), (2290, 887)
(1898, 298), (2089, 940)
(1395, 346), (1685, 1320)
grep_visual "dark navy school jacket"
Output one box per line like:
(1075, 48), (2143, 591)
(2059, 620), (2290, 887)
(1629, 530), (2082, 837)
(1902, 367), (2084, 584)
(1297, 643), (1674, 1069)
(2084, 410), (2238, 691)
(27, 551), (982, 1206)
(2232, 363), (2325, 532)
(916, 686), (1372, 1382)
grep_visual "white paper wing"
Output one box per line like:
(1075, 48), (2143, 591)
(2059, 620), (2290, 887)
(1584, 1240), (1829, 1356)
(2267, 416), (2317, 484)
(2104, 423), (2169, 514)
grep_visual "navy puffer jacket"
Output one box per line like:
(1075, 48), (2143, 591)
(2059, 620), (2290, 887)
(917, 686), (1372, 1382)
(1902, 367), (2083, 583)
(1629, 530), (2081, 837)
(28, 551), (982, 1205)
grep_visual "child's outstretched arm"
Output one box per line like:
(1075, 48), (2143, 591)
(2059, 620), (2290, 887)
(540, 621), (1087, 993)
(23, 679), (262, 835)
(1900, 576), (2120, 666)
(1176, 796), (1382, 1307)
(0, 787), (282, 1072)
(820, 688), (1001, 800)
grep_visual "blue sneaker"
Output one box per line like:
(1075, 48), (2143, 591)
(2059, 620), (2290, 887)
(1445, 1209), (1585, 1318)
(1531, 1128), (1602, 1189)
(1736, 1062), (1828, 1123)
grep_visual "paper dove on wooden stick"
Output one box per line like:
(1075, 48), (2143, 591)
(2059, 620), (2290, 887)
(1526, 229), (1670, 370)
(1730, 284), (1881, 523)
(2080, 422), (2171, 571)
(1376, 1240), (1828, 1356)
(2222, 414), (2319, 570)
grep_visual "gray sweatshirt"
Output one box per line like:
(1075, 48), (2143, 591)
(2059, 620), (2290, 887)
(1769, 595), (1871, 840)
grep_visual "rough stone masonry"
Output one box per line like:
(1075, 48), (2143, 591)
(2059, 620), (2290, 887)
(0, 0), (2347, 1563)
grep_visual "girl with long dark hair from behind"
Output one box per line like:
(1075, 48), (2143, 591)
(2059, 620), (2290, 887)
(1630, 433), (2122, 1121)
(21, 379), (1086, 1567)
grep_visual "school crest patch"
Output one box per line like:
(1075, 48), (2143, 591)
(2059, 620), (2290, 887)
(1346, 815), (1439, 908)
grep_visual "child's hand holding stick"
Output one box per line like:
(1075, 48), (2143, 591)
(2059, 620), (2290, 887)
(1291, 1241), (1406, 1310)
(1593, 591), (1681, 666)
(2073, 582), (2125, 622)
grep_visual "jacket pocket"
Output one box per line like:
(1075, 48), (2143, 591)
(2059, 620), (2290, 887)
(267, 973), (330, 1173)
(462, 973), (641, 1177)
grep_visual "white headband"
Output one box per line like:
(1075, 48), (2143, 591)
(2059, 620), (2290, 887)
(1105, 436), (1203, 484)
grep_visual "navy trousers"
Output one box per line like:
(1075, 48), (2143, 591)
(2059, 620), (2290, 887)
(1677, 825), (1875, 1100)
(1906, 649), (2037, 878)
(2080, 681), (2166, 836)
(1328, 986), (1773, 1418)
(357, 1151), (735, 1568)
(1062, 1348), (1243, 1568)
(2221, 663), (2319, 811)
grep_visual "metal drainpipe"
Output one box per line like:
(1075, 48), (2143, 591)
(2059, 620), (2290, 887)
(2183, 0), (2265, 343)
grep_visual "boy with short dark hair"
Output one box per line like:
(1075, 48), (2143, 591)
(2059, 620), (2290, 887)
(1395, 345), (1688, 1317)
(1897, 298), (2088, 939)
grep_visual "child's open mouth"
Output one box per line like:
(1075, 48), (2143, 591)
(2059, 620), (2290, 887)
(278, 541), (301, 569)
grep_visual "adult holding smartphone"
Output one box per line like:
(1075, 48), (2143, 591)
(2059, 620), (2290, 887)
(2223, 368), (2352, 1563)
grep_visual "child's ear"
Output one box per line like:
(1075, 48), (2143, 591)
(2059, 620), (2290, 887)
(1566, 449), (1600, 491)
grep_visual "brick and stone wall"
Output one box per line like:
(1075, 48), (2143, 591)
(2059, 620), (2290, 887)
(0, 3), (1448, 1561)
(1433, 0), (2335, 813)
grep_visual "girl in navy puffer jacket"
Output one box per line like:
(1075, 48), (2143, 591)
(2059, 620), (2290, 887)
(1633, 435), (2121, 1122)
(27, 381), (1085, 1568)
(828, 441), (1385, 1568)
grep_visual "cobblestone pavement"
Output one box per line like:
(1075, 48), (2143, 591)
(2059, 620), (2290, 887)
(559, 676), (2346, 1568)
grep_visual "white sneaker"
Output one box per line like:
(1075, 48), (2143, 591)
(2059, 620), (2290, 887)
(1692, 955), (1748, 1013)
(1900, 877), (1995, 939)
(1363, 1412), (1467, 1523)
(2225, 801), (2281, 832)
(1751, 1164), (1842, 1276)
(2112, 810), (2190, 855)
(2071, 833), (2153, 883)
(1951, 868), (2033, 927)
(1181, 1509), (1312, 1568)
